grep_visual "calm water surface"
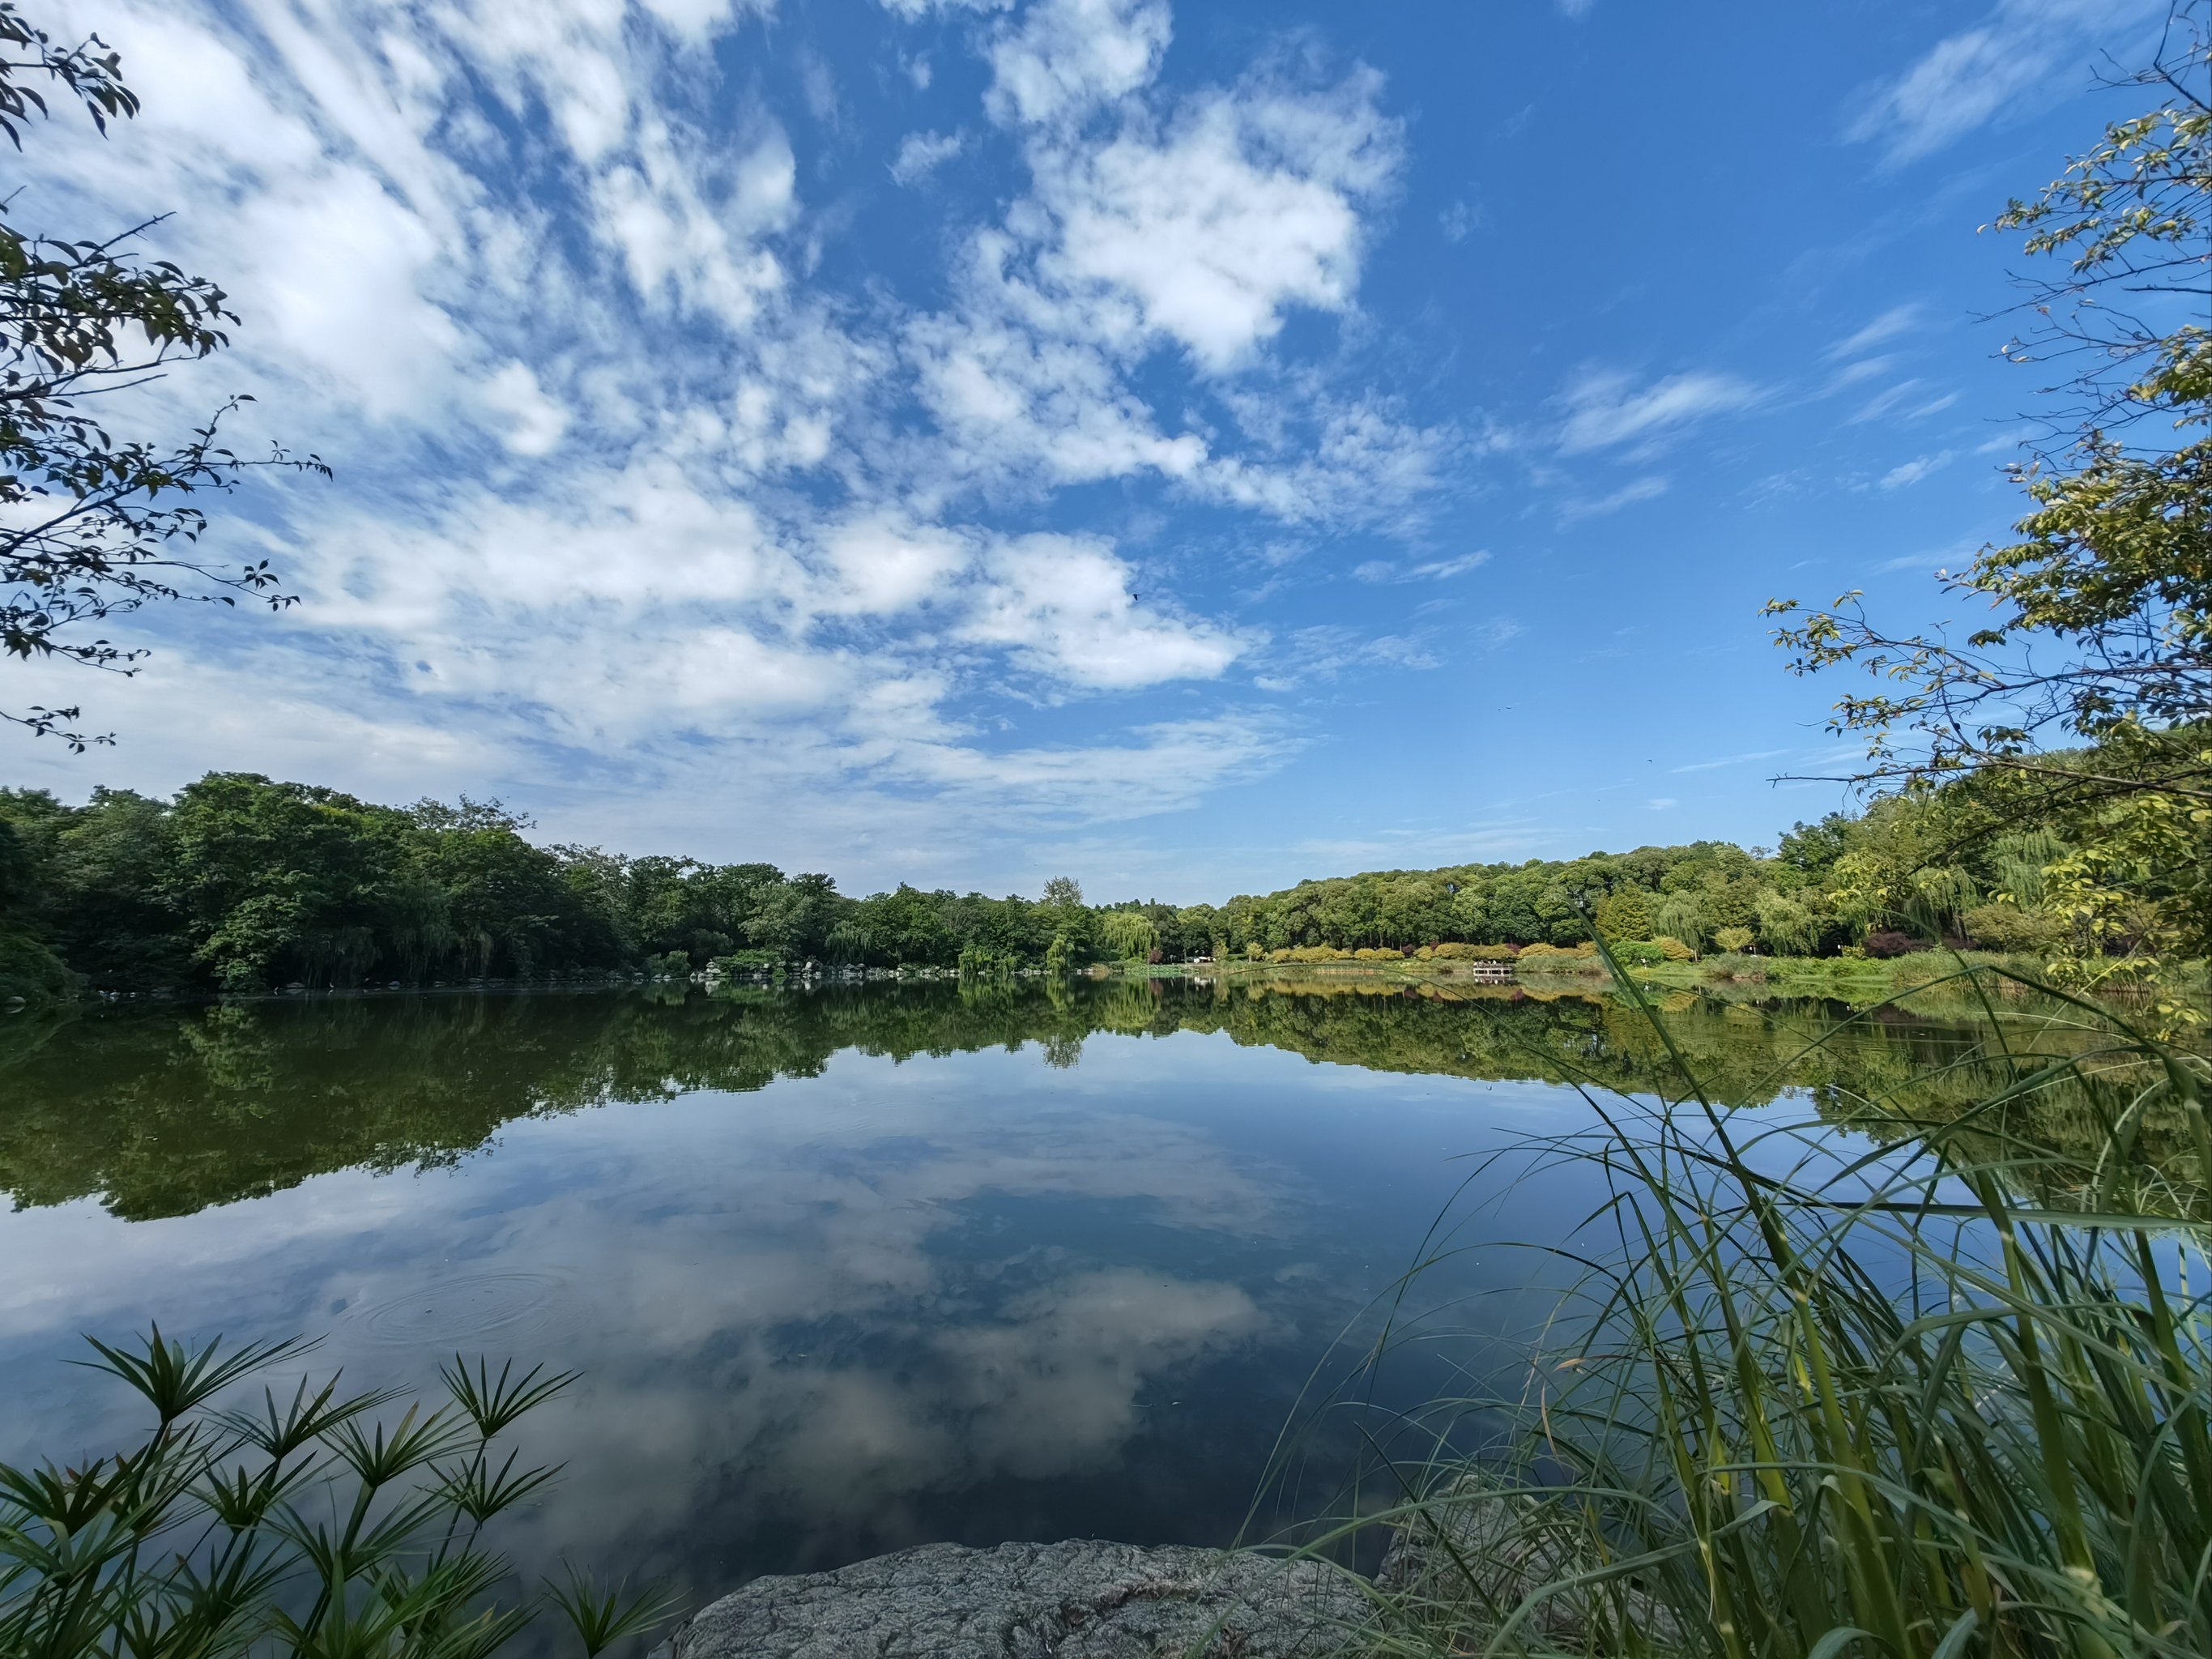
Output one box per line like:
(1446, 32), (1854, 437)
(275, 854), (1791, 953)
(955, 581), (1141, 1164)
(0, 979), (2035, 1610)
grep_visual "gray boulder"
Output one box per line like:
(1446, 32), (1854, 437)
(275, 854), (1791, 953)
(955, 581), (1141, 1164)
(671, 1539), (1369, 1659)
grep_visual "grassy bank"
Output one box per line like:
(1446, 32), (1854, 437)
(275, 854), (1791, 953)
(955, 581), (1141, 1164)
(1106, 950), (2045, 996)
(1514, 948), (2035, 1001)
(1097, 949), (2211, 1013)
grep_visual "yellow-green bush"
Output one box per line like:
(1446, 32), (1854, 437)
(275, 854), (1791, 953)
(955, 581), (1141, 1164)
(1963, 901), (2068, 953)
(1519, 942), (1603, 970)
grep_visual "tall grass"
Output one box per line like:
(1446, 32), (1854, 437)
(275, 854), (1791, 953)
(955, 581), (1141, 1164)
(0, 1334), (676, 1659)
(1290, 959), (2212, 1658)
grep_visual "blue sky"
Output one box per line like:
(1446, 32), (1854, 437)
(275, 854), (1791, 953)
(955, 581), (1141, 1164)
(3, 0), (2170, 901)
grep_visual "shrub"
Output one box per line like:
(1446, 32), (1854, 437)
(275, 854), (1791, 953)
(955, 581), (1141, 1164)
(0, 1329), (676, 1659)
(1608, 940), (1669, 967)
(1862, 931), (1929, 958)
(0, 923), (70, 1003)
(1712, 925), (1756, 953)
(1963, 901), (2067, 953)
(1517, 942), (1605, 971)
(1652, 936), (1697, 962)
(710, 949), (778, 974)
(1699, 952), (1768, 982)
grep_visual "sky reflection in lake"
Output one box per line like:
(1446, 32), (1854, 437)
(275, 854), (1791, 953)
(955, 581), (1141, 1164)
(0, 979), (2041, 1606)
(0, 984), (1613, 1604)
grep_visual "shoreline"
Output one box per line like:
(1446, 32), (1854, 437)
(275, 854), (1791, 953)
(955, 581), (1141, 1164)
(1092, 952), (2208, 1010)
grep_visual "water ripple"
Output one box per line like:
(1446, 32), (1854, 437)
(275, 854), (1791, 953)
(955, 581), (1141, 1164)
(352, 1271), (565, 1346)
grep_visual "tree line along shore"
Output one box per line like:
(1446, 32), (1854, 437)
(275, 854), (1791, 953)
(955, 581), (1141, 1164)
(3, 743), (2197, 1004)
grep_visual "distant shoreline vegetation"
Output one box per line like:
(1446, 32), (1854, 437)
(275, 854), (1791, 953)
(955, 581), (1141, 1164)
(0, 761), (2198, 1004)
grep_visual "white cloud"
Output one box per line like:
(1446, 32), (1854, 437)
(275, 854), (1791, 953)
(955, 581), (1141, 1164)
(1352, 550), (1488, 583)
(1557, 475), (1667, 523)
(2, 0), (1445, 879)
(890, 129), (967, 184)
(1555, 369), (1762, 454)
(1827, 304), (1921, 359)
(1871, 534), (1980, 576)
(594, 123), (795, 326)
(1878, 451), (1954, 489)
(1251, 624), (1441, 689)
(987, 0), (1173, 127)
(899, 35), (1427, 514)
(238, 167), (463, 420)
(903, 265), (1213, 488)
(961, 534), (1246, 689)
(478, 360), (571, 455)
(1845, 0), (2160, 164)
(814, 515), (970, 616)
(1850, 379), (1956, 424)
(1031, 75), (1396, 371)
(1646, 797), (1677, 810)
(1826, 354), (1900, 389)
(1672, 748), (1788, 774)
(889, 712), (1298, 820)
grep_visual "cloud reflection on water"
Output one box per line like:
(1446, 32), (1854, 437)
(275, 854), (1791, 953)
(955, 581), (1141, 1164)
(0, 1034), (1353, 1585)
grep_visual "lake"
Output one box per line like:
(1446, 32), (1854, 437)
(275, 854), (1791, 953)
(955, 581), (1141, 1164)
(0, 977), (2093, 1615)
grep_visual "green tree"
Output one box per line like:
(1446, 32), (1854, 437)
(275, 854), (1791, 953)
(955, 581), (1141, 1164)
(0, 5), (324, 747)
(1098, 906), (1158, 961)
(1755, 890), (1819, 957)
(1592, 887), (1653, 942)
(1174, 902), (1220, 958)
(38, 786), (186, 986)
(855, 883), (954, 966)
(422, 820), (569, 977)
(164, 774), (399, 989)
(0, 797), (66, 998)
(1767, 16), (2211, 1000)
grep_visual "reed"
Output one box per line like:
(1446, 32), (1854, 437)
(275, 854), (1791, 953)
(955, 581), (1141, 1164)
(1289, 957), (2212, 1658)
